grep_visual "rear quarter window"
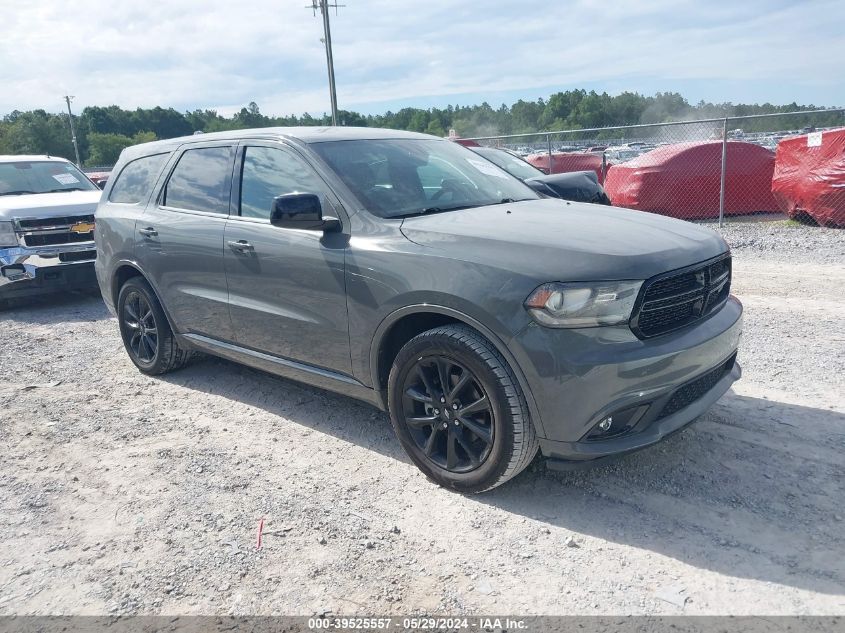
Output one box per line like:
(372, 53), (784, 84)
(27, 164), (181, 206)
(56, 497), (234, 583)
(109, 153), (170, 204)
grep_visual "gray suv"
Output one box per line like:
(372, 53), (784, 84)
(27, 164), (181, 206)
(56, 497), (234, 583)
(95, 127), (742, 493)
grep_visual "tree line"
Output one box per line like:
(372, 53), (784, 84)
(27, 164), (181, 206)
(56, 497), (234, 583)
(1, 90), (842, 167)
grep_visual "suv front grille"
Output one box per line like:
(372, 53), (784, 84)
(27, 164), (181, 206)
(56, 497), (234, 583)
(631, 254), (731, 338)
(657, 354), (737, 420)
(15, 214), (95, 248)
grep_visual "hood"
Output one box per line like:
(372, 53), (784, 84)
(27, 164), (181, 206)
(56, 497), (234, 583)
(400, 198), (728, 282)
(0, 190), (102, 221)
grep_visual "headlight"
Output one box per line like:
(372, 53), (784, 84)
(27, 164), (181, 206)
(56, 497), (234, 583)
(524, 280), (643, 328)
(0, 221), (16, 248)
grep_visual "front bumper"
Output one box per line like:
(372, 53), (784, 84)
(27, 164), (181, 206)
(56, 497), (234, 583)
(509, 295), (743, 464)
(0, 243), (98, 301)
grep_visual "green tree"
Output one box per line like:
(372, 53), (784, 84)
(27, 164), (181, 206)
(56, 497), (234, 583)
(85, 130), (157, 165)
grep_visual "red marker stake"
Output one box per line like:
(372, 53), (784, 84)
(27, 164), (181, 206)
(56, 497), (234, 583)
(256, 517), (264, 550)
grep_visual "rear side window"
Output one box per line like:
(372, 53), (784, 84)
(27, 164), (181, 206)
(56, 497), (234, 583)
(164, 147), (233, 214)
(109, 153), (169, 204)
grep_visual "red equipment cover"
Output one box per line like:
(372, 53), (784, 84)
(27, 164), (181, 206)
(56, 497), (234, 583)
(526, 152), (607, 183)
(603, 141), (779, 219)
(771, 128), (845, 227)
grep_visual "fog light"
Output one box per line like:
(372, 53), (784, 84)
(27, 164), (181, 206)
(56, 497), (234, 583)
(585, 405), (650, 441)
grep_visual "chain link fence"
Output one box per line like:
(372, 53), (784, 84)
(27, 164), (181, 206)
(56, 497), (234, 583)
(464, 109), (845, 227)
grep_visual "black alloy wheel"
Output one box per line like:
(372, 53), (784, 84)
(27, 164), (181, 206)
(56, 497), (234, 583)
(388, 324), (539, 493)
(122, 290), (158, 364)
(400, 354), (495, 473)
(117, 276), (192, 376)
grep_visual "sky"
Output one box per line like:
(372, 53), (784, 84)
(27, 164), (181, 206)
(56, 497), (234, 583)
(1, 0), (843, 118)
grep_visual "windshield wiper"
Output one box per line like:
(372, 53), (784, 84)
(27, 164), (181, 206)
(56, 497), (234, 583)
(396, 204), (479, 218)
(44, 187), (85, 193)
(0, 190), (36, 196)
(496, 197), (534, 204)
(395, 199), (533, 219)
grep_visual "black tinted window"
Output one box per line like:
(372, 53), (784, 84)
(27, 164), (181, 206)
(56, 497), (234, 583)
(240, 146), (326, 219)
(109, 153), (169, 204)
(164, 147), (233, 214)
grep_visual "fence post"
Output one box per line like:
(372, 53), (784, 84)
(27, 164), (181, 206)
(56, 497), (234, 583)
(718, 117), (728, 228)
(601, 151), (607, 184)
(546, 133), (553, 174)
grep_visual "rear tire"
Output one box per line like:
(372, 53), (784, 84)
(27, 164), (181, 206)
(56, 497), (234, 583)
(117, 277), (191, 375)
(388, 324), (538, 493)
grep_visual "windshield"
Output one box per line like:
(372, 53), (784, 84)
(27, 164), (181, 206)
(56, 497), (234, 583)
(0, 160), (99, 196)
(310, 139), (539, 218)
(471, 147), (545, 181)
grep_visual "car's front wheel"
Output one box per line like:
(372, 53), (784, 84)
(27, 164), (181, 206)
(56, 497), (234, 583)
(388, 324), (539, 493)
(117, 277), (191, 375)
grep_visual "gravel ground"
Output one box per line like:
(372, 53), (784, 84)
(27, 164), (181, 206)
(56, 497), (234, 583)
(0, 220), (843, 616)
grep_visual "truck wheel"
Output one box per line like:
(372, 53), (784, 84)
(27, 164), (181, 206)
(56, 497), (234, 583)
(388, 324), (539, 493)
(117, 277), (191, 375)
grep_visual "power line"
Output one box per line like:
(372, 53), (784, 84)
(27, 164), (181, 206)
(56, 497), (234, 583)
(63, 95), (82, 166)
(307, 0), (344, 126)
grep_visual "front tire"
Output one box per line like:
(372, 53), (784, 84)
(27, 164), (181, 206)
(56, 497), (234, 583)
(117, 277), (191, 375)
(388, 324), (539, 493)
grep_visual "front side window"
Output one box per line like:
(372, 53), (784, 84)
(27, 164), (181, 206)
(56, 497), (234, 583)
(109, 153), (169, 204)
(239, 146), (327, 220)
(164, 146), (233, 214)
(0, 160), (99, 196)
(310, 139), (539, 218)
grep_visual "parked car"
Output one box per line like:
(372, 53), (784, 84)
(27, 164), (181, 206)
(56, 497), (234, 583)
(605, 147), (644, 163)
(468, 146), (611, 205)
(96, 127), (742, 493)
(0, 155), (101, 306)
(86, 171), (111, 189)
(525, 151), (609, 182)
(604, 141), (779, 219)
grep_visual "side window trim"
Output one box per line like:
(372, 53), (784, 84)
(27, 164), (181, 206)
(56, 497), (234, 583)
(156, 142), (236, 217)
(230, 141), (345, 225)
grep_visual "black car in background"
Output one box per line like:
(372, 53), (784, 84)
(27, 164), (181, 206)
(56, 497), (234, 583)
(468, 146), (611, 205)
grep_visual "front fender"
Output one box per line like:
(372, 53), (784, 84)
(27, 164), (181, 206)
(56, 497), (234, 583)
(367, 303), (549, 439)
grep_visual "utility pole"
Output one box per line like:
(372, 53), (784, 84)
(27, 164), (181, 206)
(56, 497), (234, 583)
(63, 96), (82, 167)
(308, 1), (344, 126)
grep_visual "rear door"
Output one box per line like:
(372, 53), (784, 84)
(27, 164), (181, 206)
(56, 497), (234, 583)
(135, 142), (236, 340)
(223, 141), (351, 375)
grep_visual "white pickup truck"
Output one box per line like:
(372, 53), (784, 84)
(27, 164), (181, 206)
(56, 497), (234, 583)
(0, 155), (102, 307)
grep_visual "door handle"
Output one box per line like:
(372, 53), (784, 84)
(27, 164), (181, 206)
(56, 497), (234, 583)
(227, 240), (253, 252)
(138, 227), (158, 237)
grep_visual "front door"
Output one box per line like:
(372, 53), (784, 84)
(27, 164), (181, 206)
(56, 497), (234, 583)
(223, 142), (351, 375)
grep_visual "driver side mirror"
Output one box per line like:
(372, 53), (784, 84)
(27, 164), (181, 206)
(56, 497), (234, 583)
(270, 193), (341, 232)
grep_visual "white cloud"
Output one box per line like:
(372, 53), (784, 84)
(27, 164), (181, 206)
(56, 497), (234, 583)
(0, 0), (842, 116)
